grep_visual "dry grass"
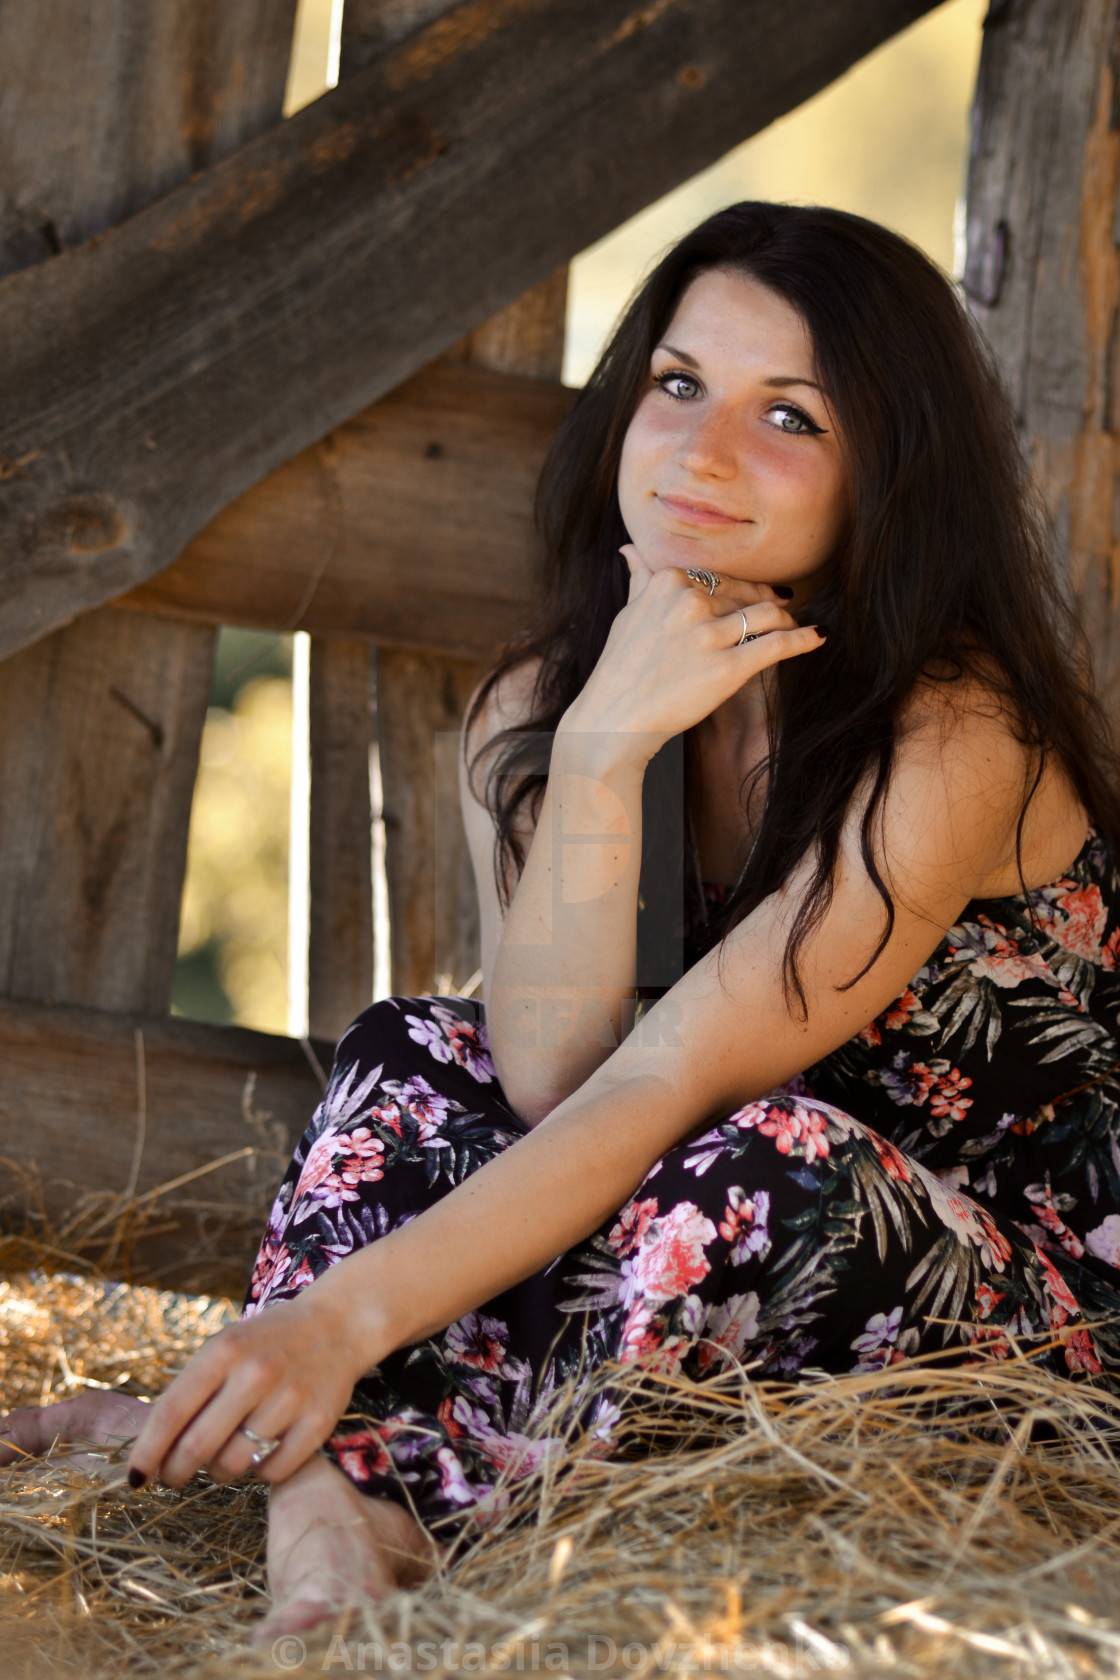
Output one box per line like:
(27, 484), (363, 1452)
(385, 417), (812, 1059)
(2, 1266), (1120, 1677)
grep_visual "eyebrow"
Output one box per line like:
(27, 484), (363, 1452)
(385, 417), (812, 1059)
(656, 344), (823, 393)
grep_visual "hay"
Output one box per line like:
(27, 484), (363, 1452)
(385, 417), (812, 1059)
(2, 1267), (1120, 1678)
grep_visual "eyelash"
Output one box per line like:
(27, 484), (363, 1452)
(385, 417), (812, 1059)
(651, 370), (824, 435)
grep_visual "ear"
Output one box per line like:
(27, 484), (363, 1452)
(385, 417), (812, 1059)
(619, 544), (653, 602)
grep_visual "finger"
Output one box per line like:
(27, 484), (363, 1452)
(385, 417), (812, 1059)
(156, 1361), (277, 1488)
(738, 623), (827, 668)
(128, 1339), (238, 1485)
(717, 601), (797, 644)
(619, 544), (653, 602)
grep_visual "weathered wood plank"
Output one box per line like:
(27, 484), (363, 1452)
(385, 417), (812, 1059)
(965, 0), (1120, 714)
(308, 639), (375, 1041)
(0, 610), (215, 1011)
(378, 647), (483, 996)
(376, 269), (569, 996)
(0, 996), (329, 1297)
(0, 0), (939, 661)
(0, 0), (300, 278)
(0, 0), (300, 1014)
(114, 360), (573, 658)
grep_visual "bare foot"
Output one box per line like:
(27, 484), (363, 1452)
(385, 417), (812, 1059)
(0, 1392), (149, 1478)
(256, 1454), (439, 1642)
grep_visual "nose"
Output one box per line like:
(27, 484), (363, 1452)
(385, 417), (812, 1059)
(675, 401), (738, 479)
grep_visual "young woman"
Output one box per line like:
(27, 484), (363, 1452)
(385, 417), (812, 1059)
(6, 203), (1120, 1636)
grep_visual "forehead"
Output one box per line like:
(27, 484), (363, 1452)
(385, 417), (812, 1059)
(661, 267), (814, 370)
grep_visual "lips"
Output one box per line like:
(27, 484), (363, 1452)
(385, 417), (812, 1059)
(656, 493), (747, 525)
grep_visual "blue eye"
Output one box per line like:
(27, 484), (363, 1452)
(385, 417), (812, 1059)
(653, 370), (701, 401)
(767, 403), (824, 436)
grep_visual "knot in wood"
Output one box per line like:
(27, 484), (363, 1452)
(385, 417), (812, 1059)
(46, 495), (127, 556)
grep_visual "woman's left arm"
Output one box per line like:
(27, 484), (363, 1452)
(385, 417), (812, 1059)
(127, 695), (1039, 1490)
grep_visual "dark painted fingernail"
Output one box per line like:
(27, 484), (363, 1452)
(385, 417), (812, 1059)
(811, 624), (828, 638)
(128, 1468), (146, 1490)
(773, 585), (794, 599)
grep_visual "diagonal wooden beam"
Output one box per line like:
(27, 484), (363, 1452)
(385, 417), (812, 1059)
(0, 0), (939, 662)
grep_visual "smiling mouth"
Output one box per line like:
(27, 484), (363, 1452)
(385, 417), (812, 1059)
(657, 493), (748, 525)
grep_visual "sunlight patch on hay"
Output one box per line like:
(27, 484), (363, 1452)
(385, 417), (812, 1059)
(1, 1266), (1120, 1676)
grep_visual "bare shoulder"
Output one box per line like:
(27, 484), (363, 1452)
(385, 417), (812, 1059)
(463, 656), (542, 757)
(890, 667), (1087, 895)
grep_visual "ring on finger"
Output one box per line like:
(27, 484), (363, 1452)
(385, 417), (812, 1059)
(685, 566), (721, 596)
(735, 608), (760, 648)
(240, 1425), (282, 1467)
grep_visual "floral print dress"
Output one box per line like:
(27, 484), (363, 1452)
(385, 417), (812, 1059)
(245, 828), (1120, 1528)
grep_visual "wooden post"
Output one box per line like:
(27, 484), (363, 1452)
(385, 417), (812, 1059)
(308, 639), (375, 1041)
(377, 268), (569, 997)
(965, 0), (1120, 713)
(0, 0), (298, 1014)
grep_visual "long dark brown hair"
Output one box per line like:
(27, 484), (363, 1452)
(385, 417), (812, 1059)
(467, 202), (1120, 1009)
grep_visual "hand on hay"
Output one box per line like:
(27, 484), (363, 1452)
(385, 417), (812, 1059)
(0, 1391), (150, 1477)
(126, 1289), (365, 1489)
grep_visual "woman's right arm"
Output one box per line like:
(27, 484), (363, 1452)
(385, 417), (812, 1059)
(461, 551), (820, 1124)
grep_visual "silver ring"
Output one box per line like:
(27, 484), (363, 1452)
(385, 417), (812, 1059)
(735, 609), (760, 648)
(240, 1425), (282, 1466)
(685, 567), (721, 596)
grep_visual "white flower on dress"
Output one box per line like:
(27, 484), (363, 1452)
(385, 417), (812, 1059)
(1086, 1213), (1120, 1270)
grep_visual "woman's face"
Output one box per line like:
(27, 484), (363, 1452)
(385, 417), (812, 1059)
(617, 267), (848, 598)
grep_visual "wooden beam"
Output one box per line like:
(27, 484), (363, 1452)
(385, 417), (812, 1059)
(0, 996), (329, 1298)
(0, 0), (299, 1016)
(115, 359), (572, 659)
(965, 0), (1120, 714)
(0, 0), (940, 661)
(308, 639), (375, 1041)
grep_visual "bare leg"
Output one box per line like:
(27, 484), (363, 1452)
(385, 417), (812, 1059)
(258, 1454), (440, 1642)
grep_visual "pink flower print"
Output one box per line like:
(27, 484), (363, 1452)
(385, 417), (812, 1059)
(328, 1426), (392, 1482)
(609, 1197), (658, 1258)
(975, 1281), (1005, 1321)
(298, 1126), (385, 1210)
(928, 1066), (973, 1124)
(857, 1020), (882, 1048)
(696, 1291), (761, 1373)
(1023, 1182), (1084, 1260)
(975, 1209), (1013, 1271)
(877, 1055), (935, 1109)
(871, 1132), (913, 1182)
(1102, 928), (1120, 971)
(445, 1310), (525, 1379)
(624, 1201), (717, 1305)
(1062, 1326), (1103, 1376)
(882, 988), (921, 1031)
(618, 1300), (659, 1363)
(385, 1075), (452, 1140)
(444, 1017), (496, 1083)
(246, 1239), (290, 1312)
(950, 916), (1055, 988)
(752, 1102), (831, 1164)
(1034, 1248), (1080, 1328)
(718, 1186), (772, 1266)
(1035, 880), (1107, 962)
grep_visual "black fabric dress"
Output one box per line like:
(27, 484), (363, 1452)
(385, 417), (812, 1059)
(244, 826), (1120, 1527)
